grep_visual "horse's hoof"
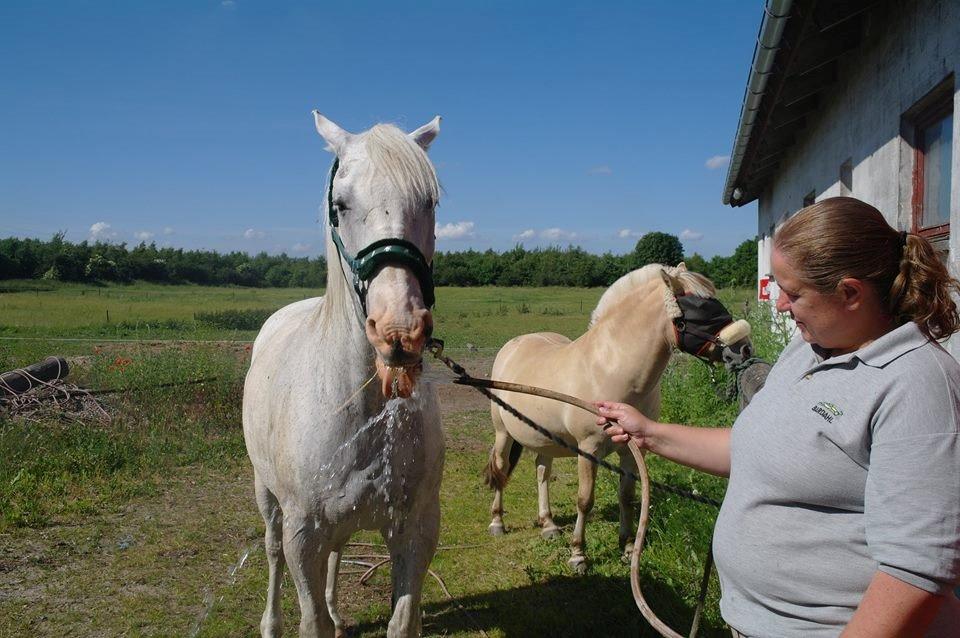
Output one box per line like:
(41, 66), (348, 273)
(567, 556), (588, 575)
(540, 525), (561, 540)
(488, 523), (505, 536)
(621, 542), (635, 563)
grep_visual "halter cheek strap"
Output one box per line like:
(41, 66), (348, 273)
(327, 158), (436, 314)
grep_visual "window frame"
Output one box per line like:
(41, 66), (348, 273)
(909, 81), (953, 240)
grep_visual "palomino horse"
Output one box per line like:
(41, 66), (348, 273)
(484, 263), (750, 573)
(244, 112), (443, 637)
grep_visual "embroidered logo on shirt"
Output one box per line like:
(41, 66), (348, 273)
(812, 401), (843, 423)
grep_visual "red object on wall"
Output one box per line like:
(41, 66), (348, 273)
(758, 276), (771, 301)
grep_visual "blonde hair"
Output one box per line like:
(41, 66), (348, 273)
(774, 196), (960, 340)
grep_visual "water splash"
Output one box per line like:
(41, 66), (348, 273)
(189, 542), (260, 637)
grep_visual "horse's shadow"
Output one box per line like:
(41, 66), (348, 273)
(348, 572), (730, 637)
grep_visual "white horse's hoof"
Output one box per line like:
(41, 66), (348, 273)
(567, 556), (588, 575)
(488, 522), (505, 536)
(540, 525), (561, 540)
(621, 543), (635, 563)
(260, 616), (282, 638)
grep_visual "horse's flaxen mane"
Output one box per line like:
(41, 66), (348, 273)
(589, 264), (716, 328)
(364, 124), (440, 209)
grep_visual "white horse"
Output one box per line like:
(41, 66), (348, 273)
(243, 112), (444, 637)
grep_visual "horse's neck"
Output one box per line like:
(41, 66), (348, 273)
(319, 242), (381, 401)
(578, 282), (674, 397)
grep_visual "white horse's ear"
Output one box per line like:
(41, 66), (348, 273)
(409, 116), (441, 150)
(313, 111), (352, 154)
(676, 261), (687, 271)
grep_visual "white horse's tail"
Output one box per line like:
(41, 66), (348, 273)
(482, 439), (523, 490)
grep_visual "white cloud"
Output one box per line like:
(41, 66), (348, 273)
(435, 221), (475, 240)
(221, 0), (236, 7)
(89, 221), (116, 241)
(292, 243), (311, 253)
(680, 228), (704, 241)
(134, 231), (154, 241)
(541, 227), (578, 241)
(587, 165), (613, 175)
(513, 229), (536, 241)
(618, 228), (644, 239)
(163, 227), (175, 235)
(705, 155), (730, 170)
(244, 228), (265, 240)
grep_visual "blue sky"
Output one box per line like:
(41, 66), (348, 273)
(1, 1), (761, 259)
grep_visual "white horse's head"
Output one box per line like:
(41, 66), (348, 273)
(314, 112), (440, 398)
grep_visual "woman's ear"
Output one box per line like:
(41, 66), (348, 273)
(837, 278), (867, 310)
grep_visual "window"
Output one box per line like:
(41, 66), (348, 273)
(907, 77), (953, 239)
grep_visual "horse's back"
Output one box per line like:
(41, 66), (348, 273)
(493, 332), (572, 385)
(251, 296), (324, 364)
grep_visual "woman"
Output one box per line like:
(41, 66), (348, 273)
(596, 197), (960, 637)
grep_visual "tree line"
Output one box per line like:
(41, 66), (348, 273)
(0, 231), (757, 289)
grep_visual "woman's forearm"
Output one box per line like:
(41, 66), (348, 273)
(840, 571), (943, 637)
(646, 423), (731, 477)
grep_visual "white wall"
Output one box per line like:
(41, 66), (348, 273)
(754, 0), (960, 354)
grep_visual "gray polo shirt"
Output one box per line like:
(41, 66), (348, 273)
(713, 322), (960, 637)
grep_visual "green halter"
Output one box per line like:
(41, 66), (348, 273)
(327, 158), (436, 314)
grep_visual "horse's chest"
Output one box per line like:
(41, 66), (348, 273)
(307, 410), (434, 525)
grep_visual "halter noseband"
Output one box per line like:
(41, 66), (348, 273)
(327, 158), (436, 314)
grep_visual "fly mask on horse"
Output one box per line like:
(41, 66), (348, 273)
(243, 112), (444, 638)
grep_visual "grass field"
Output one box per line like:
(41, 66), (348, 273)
(0, 280), (789, 637)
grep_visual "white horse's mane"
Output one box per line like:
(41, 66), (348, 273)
(364, 124), (440, 208)
(589, 264), (716, 327)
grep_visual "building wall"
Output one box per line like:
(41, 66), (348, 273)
(755, 0), (960, 353)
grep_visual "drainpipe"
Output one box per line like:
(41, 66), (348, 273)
(723, 0), (794, 205)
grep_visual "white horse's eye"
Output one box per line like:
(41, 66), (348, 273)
(334, 198), (350, 212)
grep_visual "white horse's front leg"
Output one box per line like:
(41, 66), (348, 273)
(384, 497), (440, 638)
(282, 516), (335, 638)
(255, 475), (285, 638)
(568, 454), (598, 575)
(535, 454), (560, 539)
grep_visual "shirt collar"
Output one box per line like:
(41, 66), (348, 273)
(811, 322), (930, 369)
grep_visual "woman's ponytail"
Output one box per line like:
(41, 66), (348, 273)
(890, 233), (960, 340)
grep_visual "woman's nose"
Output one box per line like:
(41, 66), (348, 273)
(775, 295), (789, 313)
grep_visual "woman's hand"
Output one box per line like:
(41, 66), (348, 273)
(595, 401), (657, 448)
(596, 402), (732, 476)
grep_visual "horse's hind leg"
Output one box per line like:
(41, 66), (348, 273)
(282, 515), (334, 637)
(325, 547), (346, 638)
(568, 453), (598, 575)
(535, 454), (560, 539)
(255, 474), (285, 638)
